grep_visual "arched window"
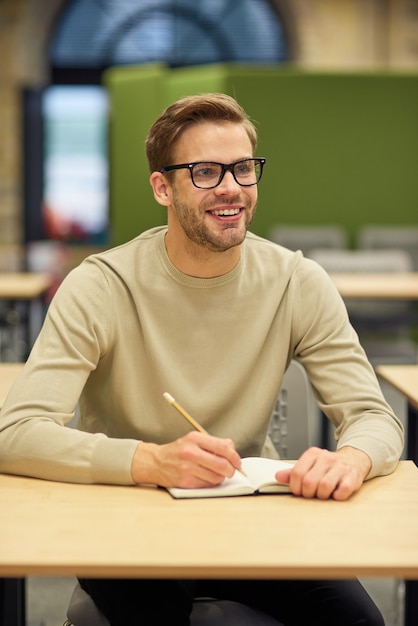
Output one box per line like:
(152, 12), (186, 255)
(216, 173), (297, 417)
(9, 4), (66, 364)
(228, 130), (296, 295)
(49, 0), (289, 82)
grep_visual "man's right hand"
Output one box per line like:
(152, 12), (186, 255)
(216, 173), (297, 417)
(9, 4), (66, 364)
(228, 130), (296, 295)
(131, 431), (243, 489)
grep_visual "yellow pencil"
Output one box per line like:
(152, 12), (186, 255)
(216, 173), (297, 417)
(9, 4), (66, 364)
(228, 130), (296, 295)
(163, 392), (247, 477)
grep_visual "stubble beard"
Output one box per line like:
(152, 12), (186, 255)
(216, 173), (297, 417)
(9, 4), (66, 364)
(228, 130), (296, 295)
(172, 190), (256, 254)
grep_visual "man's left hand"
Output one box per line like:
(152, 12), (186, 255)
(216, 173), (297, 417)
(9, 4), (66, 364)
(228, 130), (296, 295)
(275, 446), (372, 501)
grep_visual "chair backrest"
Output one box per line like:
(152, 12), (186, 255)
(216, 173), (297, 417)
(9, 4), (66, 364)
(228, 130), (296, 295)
(309, 247), (413, 274)
(268, 359), (321, 459)
(357, 225), (418, 271)
(267, 224), (348, 257)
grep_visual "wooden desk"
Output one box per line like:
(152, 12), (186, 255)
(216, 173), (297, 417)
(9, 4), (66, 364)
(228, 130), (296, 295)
(329, 272), (418, 300)
(0, 369), (417, 580)
(0, 461), (417, 580)
(1, 463), (418, 626)
(376, 366), (418, 626)
(376, 365), (418, 408)
(0, 272), (52, 360)
(0, 363), (25, 408)
(376, 365), (418, 463)
(0, 273), (51, 300)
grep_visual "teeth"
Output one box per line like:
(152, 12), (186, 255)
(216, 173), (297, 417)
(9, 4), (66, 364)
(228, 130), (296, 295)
(211, 208), (240, 216)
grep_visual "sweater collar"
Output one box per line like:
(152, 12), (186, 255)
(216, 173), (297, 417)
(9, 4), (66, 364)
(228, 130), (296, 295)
(156, 228), (243, 288)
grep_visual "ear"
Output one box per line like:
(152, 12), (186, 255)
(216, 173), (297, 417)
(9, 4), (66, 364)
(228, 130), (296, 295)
(150, 171), (171, 207)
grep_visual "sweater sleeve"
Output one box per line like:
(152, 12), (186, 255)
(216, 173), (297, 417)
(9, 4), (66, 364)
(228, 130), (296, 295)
(0, 263), (139, 485)
(291, 258), (404, 479)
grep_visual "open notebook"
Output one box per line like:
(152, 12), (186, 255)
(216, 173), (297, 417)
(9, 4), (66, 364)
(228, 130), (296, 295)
(167, 457), (294, 499)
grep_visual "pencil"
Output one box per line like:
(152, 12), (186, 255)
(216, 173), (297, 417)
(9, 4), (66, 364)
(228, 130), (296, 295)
(163, 392), (247, 477)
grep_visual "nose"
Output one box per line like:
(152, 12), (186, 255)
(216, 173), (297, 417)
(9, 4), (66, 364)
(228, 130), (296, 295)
(215, 169), (241, 193)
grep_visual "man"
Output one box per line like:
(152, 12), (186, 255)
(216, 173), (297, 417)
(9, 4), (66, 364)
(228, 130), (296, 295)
(0, 93), (402, 625)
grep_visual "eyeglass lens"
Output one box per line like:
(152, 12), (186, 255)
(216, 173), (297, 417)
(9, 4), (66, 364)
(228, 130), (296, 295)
(192, 159), (262, 188)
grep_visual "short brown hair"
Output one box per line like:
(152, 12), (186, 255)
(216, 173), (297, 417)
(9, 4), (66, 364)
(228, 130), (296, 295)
(145, 93), (258, 173)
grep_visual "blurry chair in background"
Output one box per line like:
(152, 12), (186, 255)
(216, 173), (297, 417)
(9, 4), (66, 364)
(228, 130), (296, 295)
(357, 225), (418, 271)
(26, 240), (71, 303)
(0, 302), (25, 362)
(268, 359), (321, 459)
(309, 248), (417, 366)
(0, 246), (25, 362)
(267, 224), (348, 257)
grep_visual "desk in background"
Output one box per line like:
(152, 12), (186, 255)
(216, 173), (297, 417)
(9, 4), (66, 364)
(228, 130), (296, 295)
(0, 273), (52, 360)
(0, 273), (51, 300)
(329, 271), (418, 367)
(329, 272), (418, 300)
(376, 365), (418, 626)
(0, 362), (26, 626)
(376, 365), (418, 464)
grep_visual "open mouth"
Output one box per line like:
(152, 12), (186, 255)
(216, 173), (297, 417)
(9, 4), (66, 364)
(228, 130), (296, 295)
(209, 207), (242, 217)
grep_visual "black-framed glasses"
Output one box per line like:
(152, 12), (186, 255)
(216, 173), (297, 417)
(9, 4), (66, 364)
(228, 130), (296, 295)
(161, 158), (266, 189)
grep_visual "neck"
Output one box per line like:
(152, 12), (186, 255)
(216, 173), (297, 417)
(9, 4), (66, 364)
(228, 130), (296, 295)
(164, 231), (241, 278)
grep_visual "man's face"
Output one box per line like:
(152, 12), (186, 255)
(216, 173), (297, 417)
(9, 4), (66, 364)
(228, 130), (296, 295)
(165, 121), (258, 253)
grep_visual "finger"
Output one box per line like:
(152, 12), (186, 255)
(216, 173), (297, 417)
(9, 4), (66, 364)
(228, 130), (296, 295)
(314, 467), (343, 500)
(170, 450), (229, 488)
(187, 432), (243, 475)
(331, 474), (361, 501)
(285, 447), (324, 496)
(288, 448), (342, 498)
(179, 433), (240, 480)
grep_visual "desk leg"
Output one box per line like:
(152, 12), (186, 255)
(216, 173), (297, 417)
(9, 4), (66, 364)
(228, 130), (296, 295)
(407, 403), (418, 465)
(0, 578), (25, 626)
(404, 580), (418, 626)
(404, 405), (418, 626)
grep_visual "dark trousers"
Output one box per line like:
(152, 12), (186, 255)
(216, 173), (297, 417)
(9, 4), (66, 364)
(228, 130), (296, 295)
(78, 577), (385, 626)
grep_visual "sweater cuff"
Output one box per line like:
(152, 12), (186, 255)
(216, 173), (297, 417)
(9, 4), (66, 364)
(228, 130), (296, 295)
(90, 436), (140, 485)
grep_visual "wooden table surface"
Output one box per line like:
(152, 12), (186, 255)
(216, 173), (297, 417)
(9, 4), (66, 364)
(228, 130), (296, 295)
(0, 461), (417, 580)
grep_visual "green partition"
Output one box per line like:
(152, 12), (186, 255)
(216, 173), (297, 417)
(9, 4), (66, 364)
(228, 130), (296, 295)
(220, 67), (418, 245)
(104, 64), (167, 246)
(105, 64), (418, 247)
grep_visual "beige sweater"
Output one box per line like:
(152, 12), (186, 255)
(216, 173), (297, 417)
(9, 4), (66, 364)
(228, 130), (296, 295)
(0, 227), (403, 484)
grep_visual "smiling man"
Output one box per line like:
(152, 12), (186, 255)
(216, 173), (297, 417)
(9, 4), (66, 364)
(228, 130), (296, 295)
(0, 93), (402, 626)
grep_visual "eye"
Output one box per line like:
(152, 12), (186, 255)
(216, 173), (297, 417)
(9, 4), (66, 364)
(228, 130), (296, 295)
(235, 161), (254, 176)
(193, 163), (219, 179)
